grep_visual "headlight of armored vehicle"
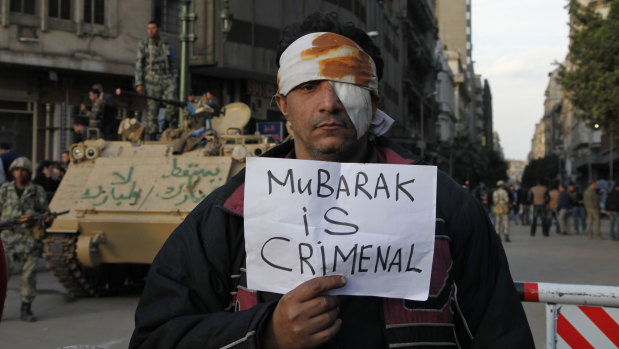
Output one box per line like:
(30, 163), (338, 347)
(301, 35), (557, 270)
(70, 143), (86, 162)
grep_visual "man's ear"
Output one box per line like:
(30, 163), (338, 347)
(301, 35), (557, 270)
(275, 93), (289, 120)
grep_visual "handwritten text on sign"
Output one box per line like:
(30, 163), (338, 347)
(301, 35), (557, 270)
(244, 157), (437, 300)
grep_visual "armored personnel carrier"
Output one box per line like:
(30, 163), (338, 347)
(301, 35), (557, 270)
(44, 102), (277, 296)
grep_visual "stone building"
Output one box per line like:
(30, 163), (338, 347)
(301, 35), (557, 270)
(435, 0), (491, 150)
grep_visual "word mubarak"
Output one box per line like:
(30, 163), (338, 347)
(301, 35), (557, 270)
(267, 168), (416, 203)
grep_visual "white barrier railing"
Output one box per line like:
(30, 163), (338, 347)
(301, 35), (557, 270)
(515, 281), (619, 349)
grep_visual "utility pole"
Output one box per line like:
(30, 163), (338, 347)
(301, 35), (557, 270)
(179, 0), (197, 124)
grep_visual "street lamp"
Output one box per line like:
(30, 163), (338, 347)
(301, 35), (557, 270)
(220, 0), (233, 34)
(588, 123), (600, 184)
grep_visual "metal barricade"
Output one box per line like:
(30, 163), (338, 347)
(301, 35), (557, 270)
(515, 281), (619, 349)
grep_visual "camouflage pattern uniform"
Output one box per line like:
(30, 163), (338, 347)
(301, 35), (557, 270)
(0, 181), (48, 303)
(82, 97), (105, 128)
(135, 37), (178, 135)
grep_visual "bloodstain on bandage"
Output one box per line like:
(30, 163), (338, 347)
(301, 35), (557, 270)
(301, 33), (374, 87)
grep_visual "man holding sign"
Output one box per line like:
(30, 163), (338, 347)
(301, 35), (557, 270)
(130, 12), (533, 349)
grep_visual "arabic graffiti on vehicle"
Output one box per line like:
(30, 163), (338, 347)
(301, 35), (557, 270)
(80, 160), (225, 208)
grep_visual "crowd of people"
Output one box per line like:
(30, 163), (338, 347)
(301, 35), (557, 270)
(473, 179), (619, 242)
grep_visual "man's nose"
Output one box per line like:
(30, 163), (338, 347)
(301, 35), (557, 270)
(317, 81), (343, 113)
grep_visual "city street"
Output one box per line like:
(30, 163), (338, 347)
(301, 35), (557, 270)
(0, 219), (617, 348)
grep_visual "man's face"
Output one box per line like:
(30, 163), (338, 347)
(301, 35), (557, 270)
(276, 80), (374, 162)
(11, 168), (30, 186)
(88, 91), (98, 102)
(73, 124), (82, 133)
(61, 152), (70, 164)
(569, 185), (575, 191)
(147, 23), (159, 39)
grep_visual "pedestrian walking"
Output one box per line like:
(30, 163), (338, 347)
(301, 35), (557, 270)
(518, 186), (530, 225)
(493, 180), (511, 242)
(568, 184), (586, 234)
(583, 181), (602, 239)
(547, 185), (560, 234)
(509, 184), (519, 225)
(0, 157), (54, 322)
(529, 180), (549, 236)
(557, 184), (571, 235)
(606, 184), (619, 241)
(134, 20), (178, 139)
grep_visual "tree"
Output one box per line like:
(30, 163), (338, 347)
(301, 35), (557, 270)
(521, 155), (560, 188)
(436, 134), (508, 188)
(559, 0), (619, 133)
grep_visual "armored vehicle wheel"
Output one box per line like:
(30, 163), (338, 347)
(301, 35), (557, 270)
(43, 234), (148, 297)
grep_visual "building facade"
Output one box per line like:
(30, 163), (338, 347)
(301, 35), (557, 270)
(435, 0), (492, 150)
(0, 0), (443, 165)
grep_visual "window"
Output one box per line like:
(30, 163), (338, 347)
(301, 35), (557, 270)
(155, 0), (181, 35)
(10, 0), (36, 14)
(49, 0), (71, 20)
(84, 0), (104, 25)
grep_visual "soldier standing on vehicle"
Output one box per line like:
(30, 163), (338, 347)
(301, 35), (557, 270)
(0, 157), (53, 322)
(80, 88), (105, 130)
(134, 20), (178, 139)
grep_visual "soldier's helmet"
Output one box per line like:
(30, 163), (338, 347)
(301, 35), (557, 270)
(9, 157), (32, 172)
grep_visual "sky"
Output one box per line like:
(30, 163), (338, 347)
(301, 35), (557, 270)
(472, 0), (571, 161)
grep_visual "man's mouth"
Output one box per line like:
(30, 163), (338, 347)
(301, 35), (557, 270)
(316, 120), (346, 130)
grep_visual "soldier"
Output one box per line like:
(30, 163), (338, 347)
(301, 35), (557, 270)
(80, 88), (106, 130)
(92, 83), (118, 140)
(135, 20), (178, 139)
(0, 157), (53, 321)
(493, 180), (511, 242)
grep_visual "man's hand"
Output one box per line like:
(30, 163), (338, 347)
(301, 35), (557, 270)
(80, 104), (86, 112)
(262, 276), (346, 349)
(44, 212), (55, 224)
(16, 214), (32, 224)
(136, 85), (145, 94)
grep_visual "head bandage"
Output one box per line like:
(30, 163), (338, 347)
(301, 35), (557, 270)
(277, 32), (393, 138)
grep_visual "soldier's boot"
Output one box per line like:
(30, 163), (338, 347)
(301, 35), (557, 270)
(20, 302), (36, 322)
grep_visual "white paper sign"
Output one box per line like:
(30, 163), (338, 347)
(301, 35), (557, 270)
(244, 157), (437, 300)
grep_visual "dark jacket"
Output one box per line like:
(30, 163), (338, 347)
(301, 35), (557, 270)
(606, 189), (619, 212)
(558, 191), (571, 210)
(130, 138), (533, 349)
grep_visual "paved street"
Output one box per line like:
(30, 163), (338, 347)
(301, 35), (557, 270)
(0, 219), (617, 348)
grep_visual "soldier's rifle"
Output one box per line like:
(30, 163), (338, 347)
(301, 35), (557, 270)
(115, 89), (187, 107)
(0, 210), (69, 230)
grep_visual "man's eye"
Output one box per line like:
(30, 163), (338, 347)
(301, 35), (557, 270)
(299, 83), (317, 91)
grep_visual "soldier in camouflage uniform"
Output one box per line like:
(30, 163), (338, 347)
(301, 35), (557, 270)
(0, 157), (51, 322)
(79, 89), (105, 129)
(135, 20), (178, 138)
